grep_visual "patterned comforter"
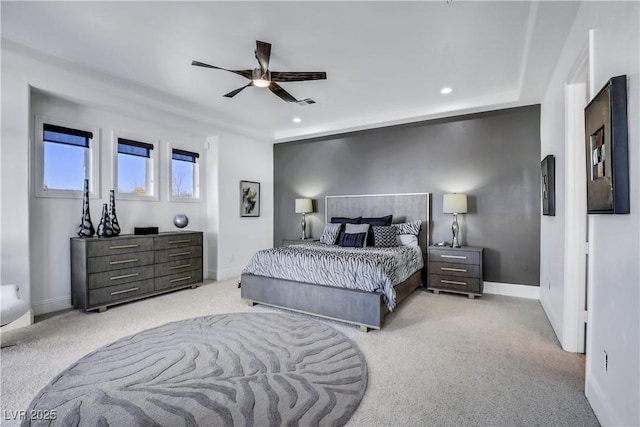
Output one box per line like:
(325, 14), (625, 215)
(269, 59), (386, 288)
(242, 242), (424, 311)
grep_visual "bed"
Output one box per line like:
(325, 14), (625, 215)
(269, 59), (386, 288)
(240, 193), (430, 331)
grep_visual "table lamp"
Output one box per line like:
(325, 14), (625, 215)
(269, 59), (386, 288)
(443, 193), (468, 248)
(295, 198), (313, 239)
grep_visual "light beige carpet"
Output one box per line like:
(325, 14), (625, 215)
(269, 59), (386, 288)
(1, 279), (599, 426)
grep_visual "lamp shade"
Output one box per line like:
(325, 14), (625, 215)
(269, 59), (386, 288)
(443, 193), (468, 214)
(295, 198), (313, 214)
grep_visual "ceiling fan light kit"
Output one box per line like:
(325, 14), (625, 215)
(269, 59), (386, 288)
(192, 40), (326, 104)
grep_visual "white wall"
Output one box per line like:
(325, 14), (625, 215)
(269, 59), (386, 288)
(1, 42), (273, 315)
(539, 2), (639, 425)
(215, 131), (273, 280)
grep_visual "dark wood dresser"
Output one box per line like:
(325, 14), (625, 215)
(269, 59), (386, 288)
(427, 246), (484, 299)
(71, 231), (203, 312)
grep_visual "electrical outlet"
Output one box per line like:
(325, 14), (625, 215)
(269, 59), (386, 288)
(603, 350), (608, 372)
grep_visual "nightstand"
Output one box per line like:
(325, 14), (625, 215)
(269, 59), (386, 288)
(428, 246), (484, 299)
(282, 238), (319, 247)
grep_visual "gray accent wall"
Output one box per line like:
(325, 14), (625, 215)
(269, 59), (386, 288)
(274, 105), (541, 286)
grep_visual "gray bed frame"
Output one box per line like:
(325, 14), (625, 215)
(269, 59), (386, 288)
(241, 192), (431, 331)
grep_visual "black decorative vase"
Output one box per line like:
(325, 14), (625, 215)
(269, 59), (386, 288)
(97, 203), (114, 238)
(109, 190), (121, 236)
(77, 179), (95, 237)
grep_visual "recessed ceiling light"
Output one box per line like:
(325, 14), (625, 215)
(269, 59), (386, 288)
(292, 117), (302, 123)
(440, 87), (453, 95)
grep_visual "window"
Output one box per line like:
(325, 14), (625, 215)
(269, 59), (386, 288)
(113, 133), (158, 201)
(170, 147), (200, 201)
(35, 117), (99, 198)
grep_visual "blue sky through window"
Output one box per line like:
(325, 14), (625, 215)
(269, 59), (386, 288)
(44, 142), (85, 191)
(172, 159), (194, 196)
(118, 153), (148, 193)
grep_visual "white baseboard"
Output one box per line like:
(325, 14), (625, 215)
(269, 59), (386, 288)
(586, 374), (619, 426)
(0, 309), (33, 332)
(31, 295), (72, 316)
(484, 281), (540, 299)
(214, 267), (243, 281)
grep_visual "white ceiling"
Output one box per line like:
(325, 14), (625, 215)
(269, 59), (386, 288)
(1, 1), (581, 142)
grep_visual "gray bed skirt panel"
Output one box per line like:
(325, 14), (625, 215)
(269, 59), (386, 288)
(240, 269), (423, 330)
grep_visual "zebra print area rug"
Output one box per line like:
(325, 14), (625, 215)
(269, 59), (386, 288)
(23, 313), (367, 426)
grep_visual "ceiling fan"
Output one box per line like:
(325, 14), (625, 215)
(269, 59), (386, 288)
(192, 40), (327, 104)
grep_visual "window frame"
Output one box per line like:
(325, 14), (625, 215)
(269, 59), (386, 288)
(168, 144), (201, 203)
(112, 131), (160, 201)
(34, 115), (100, 199)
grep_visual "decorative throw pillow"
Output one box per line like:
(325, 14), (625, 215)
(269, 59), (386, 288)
(397, 234), (419, 247)
(391, 220), (422, 236)
(362, 215), (393, 246)
(319, 223), (342, 245)
(330, 216), (362, 224)
(372, 225), (398, 247)
(345, 223), (370, 247)
(338, 232), (366, 247)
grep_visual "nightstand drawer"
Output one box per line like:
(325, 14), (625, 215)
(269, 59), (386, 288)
(429, 248), (480, 265)
(429, 261), (479, 278)
(429, 274), (481, 293)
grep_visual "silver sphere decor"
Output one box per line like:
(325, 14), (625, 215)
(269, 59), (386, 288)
(173, 214), (189, 229)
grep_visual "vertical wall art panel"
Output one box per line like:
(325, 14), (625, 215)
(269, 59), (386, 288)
(541, 154), (556, 216)
(584, 75), (629, 214)
(240, 180), (260, 217)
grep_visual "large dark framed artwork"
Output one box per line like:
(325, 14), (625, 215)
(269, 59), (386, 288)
(541, 154), (555, 216)
(240, 180), (260, 217)
(584, 75), (629, 214)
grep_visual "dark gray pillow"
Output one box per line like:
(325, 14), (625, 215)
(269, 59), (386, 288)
(338, 232), (366, 247)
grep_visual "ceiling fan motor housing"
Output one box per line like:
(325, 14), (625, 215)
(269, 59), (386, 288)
(252, 68), (270, 85)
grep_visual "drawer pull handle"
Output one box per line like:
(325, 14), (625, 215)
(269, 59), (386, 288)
(169, 251), (191, 257)
(441, 267), (467, 273)
(170, 276), (192, 283)
(110, 272), (139, 281)
(110, 287), (139, 296)
(440, 254), (467, 260)
(109, 258), (139, 265)
(168, 239), (191, 244)
(109, 244), (139, 250)
(169, 263), (192, 270)
(441, 279), (467, 286)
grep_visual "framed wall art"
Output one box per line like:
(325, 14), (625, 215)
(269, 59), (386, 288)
(240, 180), (260, 217)
(541, 154), (555, 216)
(584, 75), (629, 214)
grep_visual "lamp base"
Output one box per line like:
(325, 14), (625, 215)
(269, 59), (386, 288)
(451, 213), (461, 248)
(300, 213), (307, 240)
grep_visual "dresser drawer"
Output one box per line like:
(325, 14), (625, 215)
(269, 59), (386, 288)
(429, 274), (481, 293)
(429, 248), (480, 265)
(88, 265), (154, 290)
(154, 246), (202, 263)
(155, 270), (203, 291)
(89, 279), (155, 306)
(87, 251), (154, 273)
(155, 257), (203, 277)
(429, 261), (479, 278)
(87, 238), (153, 257)
(154, 233), (203, 250)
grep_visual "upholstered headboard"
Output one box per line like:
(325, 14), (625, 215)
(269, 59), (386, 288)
(325, 193), (430, 255)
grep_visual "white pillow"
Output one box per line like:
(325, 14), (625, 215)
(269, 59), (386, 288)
(397, 234), (419, 247)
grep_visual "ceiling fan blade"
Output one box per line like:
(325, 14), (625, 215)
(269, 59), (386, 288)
(224, 82), (254, 98)
(191, 60), (252, 80)
(268, 82), (297, 103)
(255, 40), (271, 71)
(270, 71), (327, 82)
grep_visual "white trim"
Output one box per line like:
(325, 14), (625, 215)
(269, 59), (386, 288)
(586, 375), (621, 427)
(34, 115), (101, 199)
(483, 281), (540, 300)
(0, 309), (33, 332)
(112, 130), (160, 201)
(31, 295), (72, 316)
(215, 267), (244, 281)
